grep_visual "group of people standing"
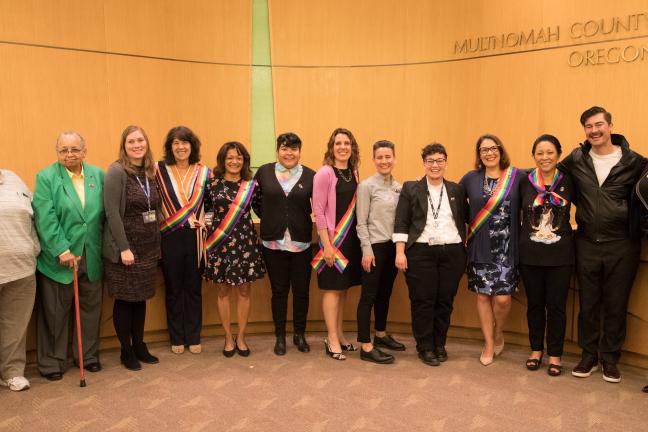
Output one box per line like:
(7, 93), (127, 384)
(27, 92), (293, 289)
(1, 106), (647, 394)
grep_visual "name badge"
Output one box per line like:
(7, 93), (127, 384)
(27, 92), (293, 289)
(142, 210), (157, 224)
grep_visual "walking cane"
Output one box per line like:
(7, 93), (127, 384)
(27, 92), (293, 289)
(72, 260), (87, 387)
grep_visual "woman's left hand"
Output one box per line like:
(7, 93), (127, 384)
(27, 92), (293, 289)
(361, 255), (375, 273)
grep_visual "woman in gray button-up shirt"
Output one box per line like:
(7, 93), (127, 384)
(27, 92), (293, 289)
(355, 140), (405, 364)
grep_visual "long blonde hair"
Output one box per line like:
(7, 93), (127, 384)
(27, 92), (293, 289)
(118, 125), (155, 178)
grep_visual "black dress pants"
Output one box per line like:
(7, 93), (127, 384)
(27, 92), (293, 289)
(161, 228), (203, 346)
(262, 246), (312, 336)
(575, 237), (640, 364)
(404, 243), (466, 352)
(520, 264), (572, 357)
(357, 242), (398, 343)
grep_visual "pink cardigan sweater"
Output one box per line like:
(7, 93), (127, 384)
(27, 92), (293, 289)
(313, 165), (338, 240)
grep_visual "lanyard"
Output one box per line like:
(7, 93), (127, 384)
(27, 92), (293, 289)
(135, 175), (151, 211)
(427, 184), (444, 220)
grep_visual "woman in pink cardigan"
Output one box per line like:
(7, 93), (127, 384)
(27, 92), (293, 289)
(312, 128), (362, 360)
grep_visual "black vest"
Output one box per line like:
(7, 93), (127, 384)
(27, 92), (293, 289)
(254, 163), (315, 243)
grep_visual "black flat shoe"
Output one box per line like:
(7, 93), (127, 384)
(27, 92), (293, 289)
(223, 338), (236, 358)
(85, 362), (102, 372)
(526, 356), (543, 371)
(274, 337), (286, 356)
(341, 343), (357, 352)
(435, 347), (448, 362)
(642, 385), (648, 393)
(120, 350), (142, 371)
(40, 372), (63, 381)
(236, 339), (251, 357)
(547, 364), (563, 377)
(360, 347), (394, 364)
(324, 339), (346, 361)
(133, 343), (159, 364)
(293, 333), (310, 353)
(74, 361), (102, 372)
(374, 335), (406, 351)
(418, 350), (440, 366)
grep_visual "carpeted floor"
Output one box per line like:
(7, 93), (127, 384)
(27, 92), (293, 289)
(2, 334), (647, 432)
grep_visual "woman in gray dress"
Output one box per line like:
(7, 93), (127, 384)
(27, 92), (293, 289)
(104, 125), (161, 371)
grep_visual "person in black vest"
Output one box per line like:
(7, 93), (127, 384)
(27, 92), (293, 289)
(393, 143), (468, 366)
(253, 133), (315, 355)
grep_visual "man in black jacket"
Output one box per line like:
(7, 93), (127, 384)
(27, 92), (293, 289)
(559, 106), (646, 383)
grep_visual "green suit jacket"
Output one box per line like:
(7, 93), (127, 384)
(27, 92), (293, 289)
(32, 162), (105, 284)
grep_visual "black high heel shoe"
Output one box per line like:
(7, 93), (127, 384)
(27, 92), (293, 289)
(324, 339), (346, 361)
(340, 343), (357, 352)
(223, 337), (236, 358)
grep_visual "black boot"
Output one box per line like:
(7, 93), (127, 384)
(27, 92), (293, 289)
(133, 343), (159, 364)
(293, 333), (311, 353)
(121, 348), (142, 371)
(274, 336), (287, 356)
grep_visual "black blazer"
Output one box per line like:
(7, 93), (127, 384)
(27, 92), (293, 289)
(393, 177), (468, 250)
(253, 163), (315, 243)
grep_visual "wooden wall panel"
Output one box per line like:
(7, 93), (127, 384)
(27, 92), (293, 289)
(5, 0), (648, 365)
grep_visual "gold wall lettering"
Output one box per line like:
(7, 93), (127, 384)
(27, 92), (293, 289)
(568, 44), (648, 66)
(453, 12), (648, 68)
(454, 26), (560, 54)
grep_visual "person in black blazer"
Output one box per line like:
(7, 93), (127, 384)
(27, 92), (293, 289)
(253, 133), (315, 355)
(393, 143), (468, 366)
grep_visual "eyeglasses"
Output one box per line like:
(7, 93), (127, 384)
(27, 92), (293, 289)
(424, 158), (447, 166)
(479, 146), (499, 155)
(57, 148), (83, 155)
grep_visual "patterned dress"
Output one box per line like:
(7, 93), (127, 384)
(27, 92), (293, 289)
(105, 169), (161, 301)
(467, 177), (518, 296)
(203, 178), (266, 285)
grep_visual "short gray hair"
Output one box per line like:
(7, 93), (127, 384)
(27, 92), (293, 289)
(56, 131), (86, 149)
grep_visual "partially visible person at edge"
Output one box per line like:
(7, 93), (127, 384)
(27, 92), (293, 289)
(104, 126), (161, 371)
(460, 134), (523, 366)
(519, 134), (574, 377)
(0, 169), (40, 391)
(252, 133), (315, 356)
(32, 131), (105, 381)
(394, 143), (468, 366)
(355, 140), (405, 364)
(204, 141), (265, 357)
(635, 160), (648, 393)
(560, 106), (646, 383)
(155, 126), (210, 355)
(312, 128), (362, 361)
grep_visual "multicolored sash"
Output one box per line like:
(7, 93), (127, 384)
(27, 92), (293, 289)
(528, 168), (567, 208)
(467, 167), (518, 243)
(205, 179), (257, 252)
(156, 164), (210, 235)
(311, 194), (357, 274)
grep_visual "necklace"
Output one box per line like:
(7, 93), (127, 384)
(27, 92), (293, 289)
(335, 166), (352, 182)
(483, 176), (498, 196)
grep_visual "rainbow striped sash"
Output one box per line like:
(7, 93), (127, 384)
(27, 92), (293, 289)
(156, 164), (210, 235)
(528, 168), (567, 208)
(467, 167), (518, 243)
(311, 194), (357, 274)
(205, 179), (257, 252)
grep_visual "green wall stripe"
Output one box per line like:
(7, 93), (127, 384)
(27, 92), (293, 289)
(251, 0), (276, 168)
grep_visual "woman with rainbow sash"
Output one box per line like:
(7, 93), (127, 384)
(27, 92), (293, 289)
(519, 134), (574, 376)
(155, 126), (210, 355)
(312, 128), (362, 361)
(460, 134), (523, 366)
(204, 141), (265, 357)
